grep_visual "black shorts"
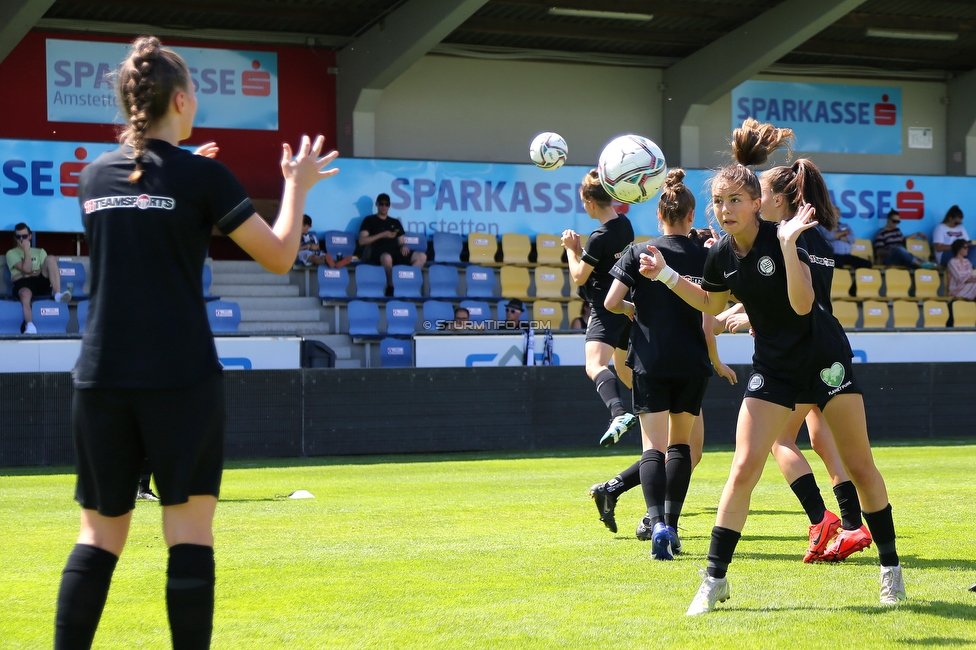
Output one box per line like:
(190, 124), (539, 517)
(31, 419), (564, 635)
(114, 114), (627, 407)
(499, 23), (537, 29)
(73, 372), (225, 517)
(585, 306), (632, 350)
(364, 245), (413, 266)
(744, 357), (861, 411)
(632, 373), (709, 415)
(12, 274), (52, 297)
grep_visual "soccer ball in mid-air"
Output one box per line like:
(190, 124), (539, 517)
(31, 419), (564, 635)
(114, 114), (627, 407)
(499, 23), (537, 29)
(529, 132), (568, 170)
(597, 135), (666, 204)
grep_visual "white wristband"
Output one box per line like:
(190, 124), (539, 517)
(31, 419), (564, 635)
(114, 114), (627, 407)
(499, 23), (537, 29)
(656, 265), (679, 289)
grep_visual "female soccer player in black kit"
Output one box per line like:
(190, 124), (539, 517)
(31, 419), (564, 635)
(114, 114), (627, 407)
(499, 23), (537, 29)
(562, 170), (637, 446)
(55, 37), (338, 649)
(602, 169), (736, 560)
(639, 120), (904, 614)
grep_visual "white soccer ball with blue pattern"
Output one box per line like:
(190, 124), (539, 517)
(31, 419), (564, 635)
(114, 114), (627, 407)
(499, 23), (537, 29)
(598, 134), (667, 204)
(529, 132), (568, 170)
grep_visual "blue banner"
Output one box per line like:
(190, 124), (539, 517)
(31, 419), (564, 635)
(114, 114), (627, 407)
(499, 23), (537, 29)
(732, 81), (901, 154)
(45, 39), (278, 130)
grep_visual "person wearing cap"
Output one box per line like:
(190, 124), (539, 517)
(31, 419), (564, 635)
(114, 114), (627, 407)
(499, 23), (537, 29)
(500, 298), (529, 329)
(358, 193), (426, 296)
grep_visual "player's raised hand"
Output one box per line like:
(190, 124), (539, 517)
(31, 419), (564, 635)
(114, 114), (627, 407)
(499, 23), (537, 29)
(193, 142), (219, 158)
(561, 229), (580, 253)
(638, 244), (666, 279)
(714, 361), (737, 385)
(281, 135), (339, 192)
(778, 202), (817, 246)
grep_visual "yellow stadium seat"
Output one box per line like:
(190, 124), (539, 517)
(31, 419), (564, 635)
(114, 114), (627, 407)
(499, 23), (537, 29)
(853, 269), (882, 299)
(860, 300), (889, 328)
(534, 266), (566, 298)
(831, 269), (854, 300)
(850, 238), (873, 262)
(532, 300), (564, 329)
(535, 234), (564, 265)
(567, 299), (585, 328)
(905, 235), (931, 263)
(832, 301), (859, 329)
(951, 300), (976, 328)
(883, 268), (911, 298)
(892, 300), (920, 328)
(913, 269), (941, 298)
(500, 265), (530, 300)
(467, 233), (497, 265)
(579, 234), (589, 250)
(634, 234), (655, 246)
(922, 300), (949, 328)
(501, 233), (531, 265)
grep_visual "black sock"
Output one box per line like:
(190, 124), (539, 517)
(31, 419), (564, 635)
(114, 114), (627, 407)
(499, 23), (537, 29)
(789, 473), (827, 525)
(139, 474), (152, 493)
(706, 526), (741, 579)
(863, 504), (899, 567)
(594, 369), (625, 418)
(55, 544), (119, 650)
(664, 444), (692, 529)
(606, 461), (641, 495)
(167, 544), (216, 650)
(638, 449), (666, 525)
(832, 481), (863, 530)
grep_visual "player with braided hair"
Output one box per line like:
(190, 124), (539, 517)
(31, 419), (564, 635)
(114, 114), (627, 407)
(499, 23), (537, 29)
(54, 36), (338, 649)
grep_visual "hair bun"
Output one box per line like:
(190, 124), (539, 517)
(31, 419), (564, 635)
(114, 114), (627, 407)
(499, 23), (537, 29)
(664, 168), (685, 188)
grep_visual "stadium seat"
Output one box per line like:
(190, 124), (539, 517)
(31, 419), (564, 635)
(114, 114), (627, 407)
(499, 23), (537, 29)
(467, 233), (498, 265)
(567, 299), (585, 327)
(830, 269), (854, 300)
(30, 300), (69, 333)
(883, 268), (911, 298)
(385, 300), (418, 336)
(380, 337), (412, 367)
(2, 265), (13, 299)
(500, 266), (530, 300)
(853, 269), (882, 299)
(905, 235), (931, 263)
(913, 269), (941, 299)
(428, 264), (459, 299)
(347, 300), (381, 338)
(460, 300), (491, 325)
(322, 230), (357, 261)
(57, 260), (88, 299)
(433, 232), (463, 264)
(465, 265), (496, 298)
(535, 234), (564, 265)
(634, 234), (655, 245)
(860, 300), (889, 328)
(392, 265), (423, 299)
(850, 238), (873, 263)
(922, 300), (949, 328)
(402, 231), (427, 254)
(579, 234), (589, 250)
(317, 266), (350, 300)
(77, 300), (89, 334)
(202, 264), (216, 300)
(207, 300), (241, 333)
(422, 300), (454, 328)
(533, 266), (565, 298)
(951, 300), (976, 328)
(354, 264), (387, 299)
(832, 300), (858, 329)
(0, 300), (22, 334)
(532, 300), (564, 329)
(501, 233), (531, 265)
(892, 300), (920, 328)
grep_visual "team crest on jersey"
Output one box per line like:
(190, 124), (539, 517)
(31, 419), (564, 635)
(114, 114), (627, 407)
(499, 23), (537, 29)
(747, 373), (764, 391)
(758, 256), (775, 276)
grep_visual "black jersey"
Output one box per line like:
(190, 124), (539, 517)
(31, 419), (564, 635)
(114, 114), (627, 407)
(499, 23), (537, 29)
(803, 226), (836, 314)
(611, 235), (711, 377)
(702, 220), (814, 376)
(579, 213), (634, 306)
(75, 139), (253, 389)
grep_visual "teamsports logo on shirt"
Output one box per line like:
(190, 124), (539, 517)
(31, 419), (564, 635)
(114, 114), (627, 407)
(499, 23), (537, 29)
(758, 256), (775, 276)
(83, 194), (176, 214)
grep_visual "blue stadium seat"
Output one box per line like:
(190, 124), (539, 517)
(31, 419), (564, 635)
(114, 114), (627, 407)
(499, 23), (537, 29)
(0, 300), (22, 333)
(423, 300), (454, 328)
(317, 266), (350, 300)
(2, 265), (13, 299)
(322, 230), (357, 261)
(428, 264), (459, 299)
(355, 264), (388, 298)
(31, 300), (70, 333)
(77, 300), (89, 334)
(433, 232), (463, 264)
(206, 300), (241, 333)
(202, 264), (218, 301)
(380, 337), (412, 367)
(402, 231), (427, 254)
(392, 265), (423, 299)
(386, 300), (418, 336)
(465, 265), (496, 298)
(460, 300), (491, 325)
(348, 300), (381, 338)
(57, 260), (88, 299)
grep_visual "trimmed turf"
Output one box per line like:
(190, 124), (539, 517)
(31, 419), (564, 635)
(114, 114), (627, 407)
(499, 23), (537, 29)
(2, 442), (975, 648)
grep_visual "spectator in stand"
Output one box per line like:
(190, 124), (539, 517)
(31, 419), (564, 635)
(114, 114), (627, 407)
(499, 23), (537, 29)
(6, 223), (71, 334)
(358, 193), (426, 296)
(296, 215), (327, 266)
(453, 306), (470, 330)
(946, 239), (976, 301)
(501, 298), (527, 329)
(873, 209), (935, 269)
(932, 206), (973, 266)
(570, 302), (591, 330)
(818, 220), (871, 269)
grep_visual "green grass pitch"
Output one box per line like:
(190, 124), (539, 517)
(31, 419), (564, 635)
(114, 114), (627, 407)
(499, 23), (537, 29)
(2, 441), (975, 648)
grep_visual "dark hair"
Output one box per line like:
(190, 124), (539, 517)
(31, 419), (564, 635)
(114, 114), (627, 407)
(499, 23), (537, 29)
(658, 168), (695, 227)
(302, 214), (312, 226)
(580, 169), (613, 207)
(951, 238), (970, 256)
(761, 160), (838, 230)
(887, 209), (900, 221)
(454, 307), (469, 318)
(711, 119), (794, 220)
(376, 193), (391, 204)
(14, 222), (30, 234)
(944, 205), (963, 224)
(117, 36), (191, 183)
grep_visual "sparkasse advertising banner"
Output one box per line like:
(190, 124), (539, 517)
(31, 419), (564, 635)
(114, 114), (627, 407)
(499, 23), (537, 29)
(732, 81), (902, 154)
(45, 39), (278, 130)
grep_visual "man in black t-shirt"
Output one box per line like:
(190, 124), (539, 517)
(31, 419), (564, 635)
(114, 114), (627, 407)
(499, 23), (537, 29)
(358, 193), (426, 296)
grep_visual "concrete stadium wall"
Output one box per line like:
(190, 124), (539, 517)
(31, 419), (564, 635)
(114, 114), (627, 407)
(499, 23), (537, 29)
(1, 364), (972, 467)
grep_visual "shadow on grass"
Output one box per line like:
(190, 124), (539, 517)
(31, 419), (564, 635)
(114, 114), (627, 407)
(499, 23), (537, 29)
(715, 599), (976, 621)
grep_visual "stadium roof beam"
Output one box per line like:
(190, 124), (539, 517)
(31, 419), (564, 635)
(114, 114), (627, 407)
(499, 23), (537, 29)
(0, 0), (57, 64)
(336, 0), (489, 157)
(660, 0), (868, 169)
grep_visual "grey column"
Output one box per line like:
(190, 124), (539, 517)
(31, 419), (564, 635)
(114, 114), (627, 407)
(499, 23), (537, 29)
(0, 0), (56, 64)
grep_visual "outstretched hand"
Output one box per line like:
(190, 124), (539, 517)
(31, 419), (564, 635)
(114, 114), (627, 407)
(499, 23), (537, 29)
(193, 142), (219, 158)
(281, 135), (340, 192)
(638, 244), (666, 279)
(778, 203), (818, 246)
